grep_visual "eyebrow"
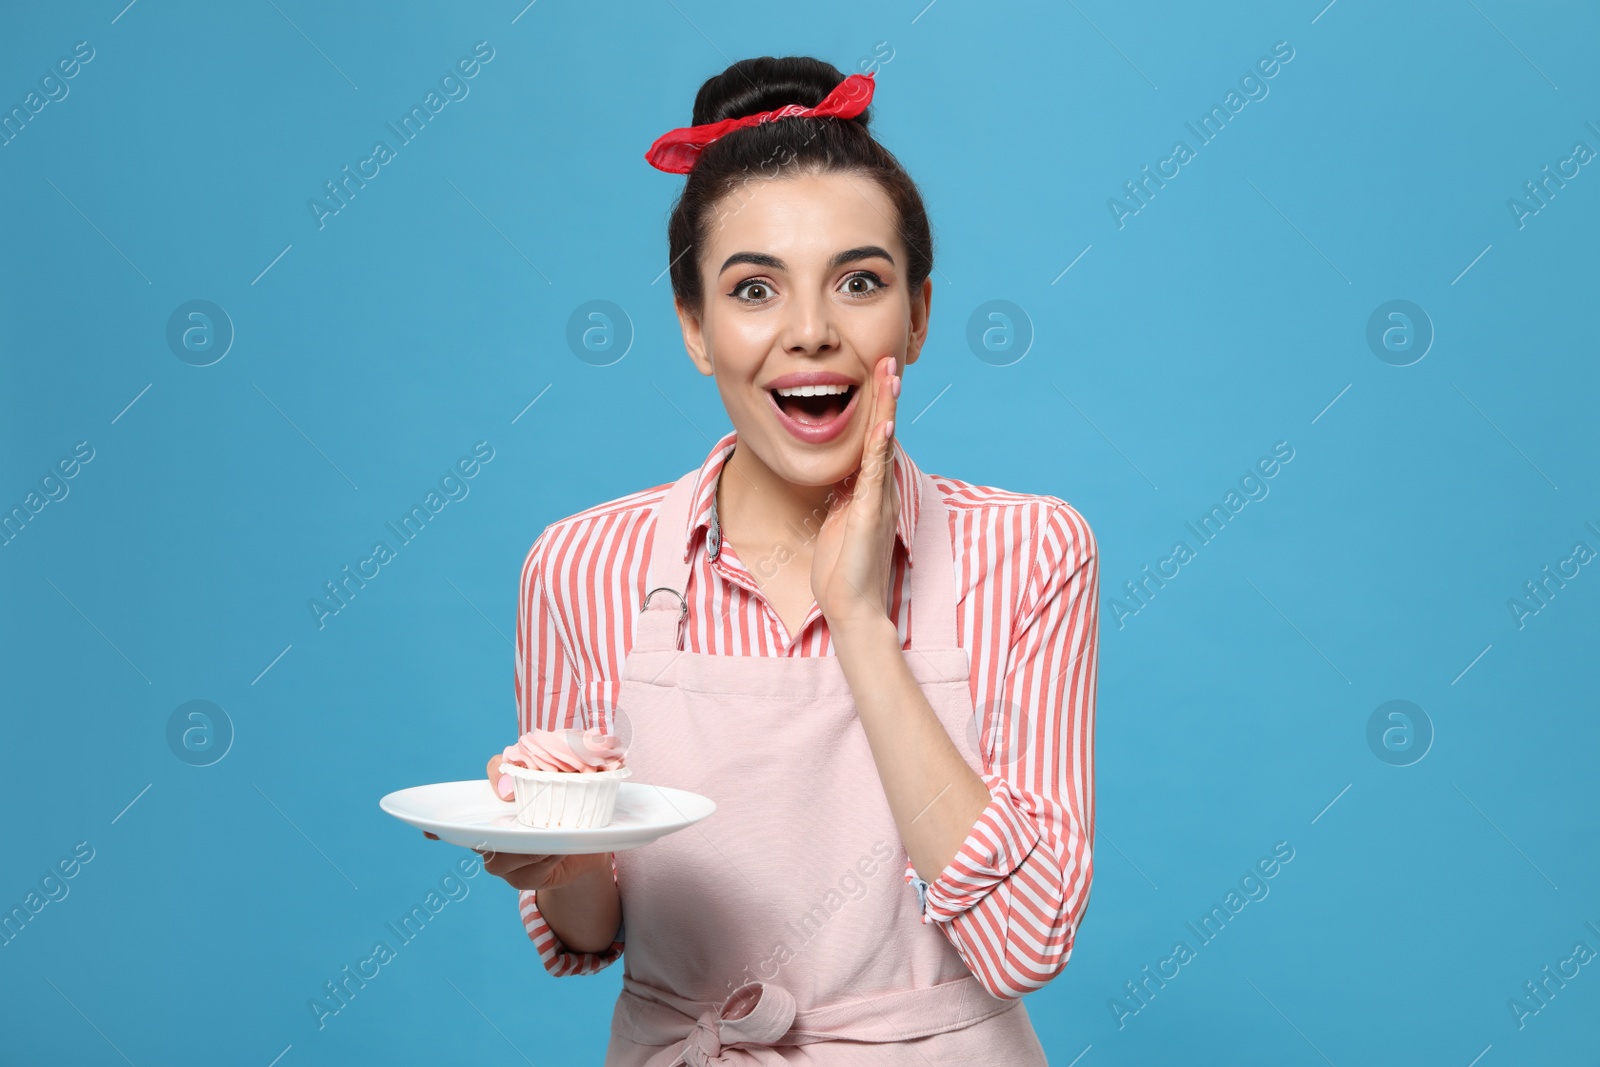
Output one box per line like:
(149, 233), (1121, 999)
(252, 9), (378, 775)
(717, 245), (895, 276)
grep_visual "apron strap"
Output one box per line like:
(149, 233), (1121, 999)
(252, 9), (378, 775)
(617, 973), (1020, 1057)
(635, 470), (701, 655)
(636, 465), (959, 654)
(908, 468), (958, 651)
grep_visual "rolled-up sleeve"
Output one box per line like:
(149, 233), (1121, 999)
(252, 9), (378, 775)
(514, 525), (625, 975)
(911, 499), (1098, 1000)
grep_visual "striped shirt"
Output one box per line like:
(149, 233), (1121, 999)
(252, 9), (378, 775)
(514, 429), (1098, 1001)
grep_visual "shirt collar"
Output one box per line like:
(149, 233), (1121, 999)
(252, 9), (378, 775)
(682, 429), (923, 567)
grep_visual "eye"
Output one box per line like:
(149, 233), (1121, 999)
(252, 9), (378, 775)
(730, 279), (774, 303)
(840, 271), (886, 297)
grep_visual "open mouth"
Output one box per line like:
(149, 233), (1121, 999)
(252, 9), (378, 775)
(769, 384), (858, 424)
(765, 383), (862, 444)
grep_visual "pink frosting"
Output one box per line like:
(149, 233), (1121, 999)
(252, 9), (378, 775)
(495, 726), (625, 800)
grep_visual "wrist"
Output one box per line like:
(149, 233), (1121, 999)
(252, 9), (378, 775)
(538, 853), (615, 912)
(540, 851), (612, 896)
(576, 850), (615, 883)
(830, 611), (899, 660)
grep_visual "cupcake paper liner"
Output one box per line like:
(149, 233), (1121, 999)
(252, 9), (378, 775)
(499, 763), (631, 828)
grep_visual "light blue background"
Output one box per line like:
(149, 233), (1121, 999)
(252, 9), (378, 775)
(3, 1), (1597, 1063)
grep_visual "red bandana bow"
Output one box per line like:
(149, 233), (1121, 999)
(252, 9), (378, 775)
(644, 71), (876, 174)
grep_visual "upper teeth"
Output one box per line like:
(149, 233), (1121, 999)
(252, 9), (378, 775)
(774, 384), (852, 397)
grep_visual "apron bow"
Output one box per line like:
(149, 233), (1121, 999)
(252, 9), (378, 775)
(648, 981), (797, 1066)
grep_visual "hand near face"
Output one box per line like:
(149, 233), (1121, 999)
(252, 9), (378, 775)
(810, 354), (900, 640)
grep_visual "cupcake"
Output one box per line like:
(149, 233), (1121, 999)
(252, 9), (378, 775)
(494, 726), (630, 829)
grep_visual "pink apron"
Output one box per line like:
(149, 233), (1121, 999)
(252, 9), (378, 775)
(601, 466), (1050, 1065)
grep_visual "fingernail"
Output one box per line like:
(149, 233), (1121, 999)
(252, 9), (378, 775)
(884, 420), (894, 440)
(496, 773), (514, 800)
(890, 375), (900, 398)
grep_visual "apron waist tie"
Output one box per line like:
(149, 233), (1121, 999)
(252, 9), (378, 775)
(619, 971), (1020, 1065)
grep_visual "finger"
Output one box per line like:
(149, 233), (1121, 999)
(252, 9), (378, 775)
(880, 354), (897, 466)
(481, 849), (557, 881)
(486, 754), (515, 803)
(861, 355), (897, 498)
(883, 352), (900, 427)
(877, 357), (900, 541)
(498, 858), (565, 892)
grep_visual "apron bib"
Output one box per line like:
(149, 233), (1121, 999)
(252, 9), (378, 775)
(602, 467), (1049, 1065)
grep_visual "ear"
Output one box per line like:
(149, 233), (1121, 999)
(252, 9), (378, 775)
(676, 295), (714, 376)
(903, 276), (933, 368)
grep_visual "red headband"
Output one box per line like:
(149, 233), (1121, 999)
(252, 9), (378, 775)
(644, 71), (876, 174)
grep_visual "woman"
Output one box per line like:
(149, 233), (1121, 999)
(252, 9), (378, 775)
(474, 56), (1098, 1064)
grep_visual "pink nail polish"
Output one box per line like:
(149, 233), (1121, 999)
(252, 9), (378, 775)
(884, 420), (894, 439)
(890, 375), (901, 398)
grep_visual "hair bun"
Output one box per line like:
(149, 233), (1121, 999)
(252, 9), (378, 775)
(664, 53), (929, 318)
(691, 55), (870, 130)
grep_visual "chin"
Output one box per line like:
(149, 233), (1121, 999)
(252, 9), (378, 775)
(744, 425), (862, 486)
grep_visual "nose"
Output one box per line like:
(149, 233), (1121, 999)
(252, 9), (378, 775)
(777, 288), (840, 356)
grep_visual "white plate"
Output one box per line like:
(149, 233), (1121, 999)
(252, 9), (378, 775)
(379, 780), (715, 855)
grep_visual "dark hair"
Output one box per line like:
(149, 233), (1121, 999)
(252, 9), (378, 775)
(664, 56), (934, 316)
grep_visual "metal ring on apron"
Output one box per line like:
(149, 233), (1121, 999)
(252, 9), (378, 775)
(641, 586), (688, 623)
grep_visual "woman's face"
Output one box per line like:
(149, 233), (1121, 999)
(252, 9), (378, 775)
(676, 170), (932, 488)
